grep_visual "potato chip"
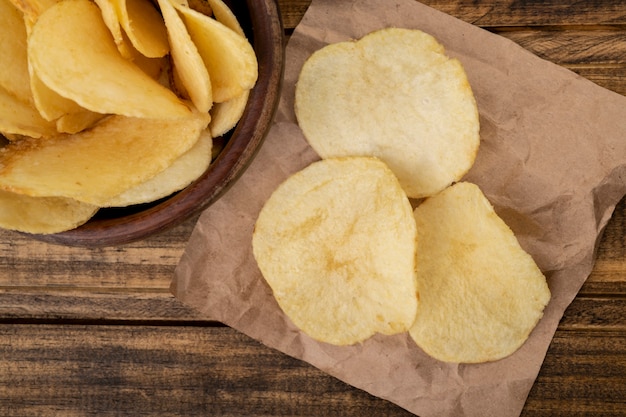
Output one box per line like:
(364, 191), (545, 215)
(295, 28), (480, 199)
(173, 1), (258, 103)
(7, 0), (58, 27)
(95, 0), (167, 77)
(94, 0), (134, 59)
(408, 182), (551, 363)
(102, 129), (212, 207)
(206, 0), (244, 35)
(0, 189), (98, 234)
(112, 0), (170, 58)
(203, 0), (249, 136)
(209, 90), (248, 137)
(28, 0), (191, 119)
(0, 86), (56, 138)
(55, 110), (106, 134)
(252, 157), (418, 345)
(13, 0), (99, 126)
(158, 0), (212, 113)
(0, 0), (33, 105)
(0, 111), (211, 204)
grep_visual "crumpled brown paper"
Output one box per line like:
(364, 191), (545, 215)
(171, 0), (626, 415)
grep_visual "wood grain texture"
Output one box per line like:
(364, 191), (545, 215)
(2, 0), (626, 416)
(0, 325), (416, 417)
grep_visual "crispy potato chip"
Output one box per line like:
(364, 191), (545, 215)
(113, 0), (169, 58)
(55, 110), (106, 134)
(95, 0), (167, 77)
(209, 90), (248, 137)
(409, 182), (551, 363)
(206, 0), (243, 35)
(0, 86), (56, 138)
(8, 0), (58, 26)
(102, 129), (212, 207)
(203, 0), (249, 136)
(0, 189), (98, 234)
(0, 0), (33, 104)
(0, 111), (211, 204)
(29, 69), (97, 122)
(158, 0), (212, 113)
(253, 157), (418, 345)
(295, 28), (480, 199)
(94, 0), (134, 59)
(28, 0), (190, 119)
(16, 0), (101, 126)
(173, 1), (258, 103)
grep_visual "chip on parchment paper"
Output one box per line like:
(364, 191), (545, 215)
(295, 27), (480, 199)
(409, 182), (551, 363)
(0, 189), (98, 234)
(252, 157), (418, 346)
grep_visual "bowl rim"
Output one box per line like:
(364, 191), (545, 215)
(32, 0), (285, 247)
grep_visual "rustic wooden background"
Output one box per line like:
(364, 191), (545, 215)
(1, 0), (626, 415)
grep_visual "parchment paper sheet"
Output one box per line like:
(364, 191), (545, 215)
(171, 1), (626, 415)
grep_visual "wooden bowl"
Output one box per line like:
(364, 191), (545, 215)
(34, 0), (284, 247)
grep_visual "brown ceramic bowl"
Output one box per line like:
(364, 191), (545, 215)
(33, 0), (284, 247)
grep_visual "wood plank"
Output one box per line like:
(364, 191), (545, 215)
(0, 324), (414, 417)
(0, 290), (206, 322)
(567, 65), (626, 96)
(1, 287), (625, 330)
(0, 217), (195, 289)
(277, 0), (626, 30)
(277, 0), (310, 30)
(523, 331), (626, 416)
(582, 196), (626, 294)
(560, 297), (626, 330)
(2, 324), (625, 416)
(409, 0), (626, 27)
(499, 30), (626, 66)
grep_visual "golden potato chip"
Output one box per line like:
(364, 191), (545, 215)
(201, 0), (249, 136)
(0, 0), (33, 105)
(0, 189), (98, 234)
(8, 0), (58, 25)
(112, 0), (170, 58)
(0, 86), (56, 138)
(28, 0), (190, 119)
(253, 157), (418, 345)
(158, 0), (212, 113)
(15, 0), (100, 126)
(0, 111), (211, 204)
(409, 182), (551, 363)
(55, 110), (106, 134)
(295, 28), (480, 199)
(209, 90), (248, 137)
(173, 1), (258, 103)
(95, 0), (167, 77)
(94, 0), (134, 59)
(102, 129), (212, 207)
(206, 0), (243, 35)
(29, 69), (97, 123)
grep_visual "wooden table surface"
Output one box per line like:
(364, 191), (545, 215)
(2, 0), (626, 416)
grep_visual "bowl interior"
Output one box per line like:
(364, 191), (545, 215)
(32, 0), (284, 247)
